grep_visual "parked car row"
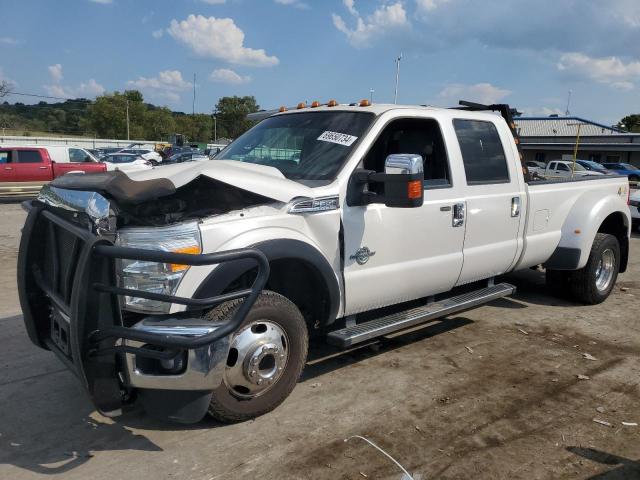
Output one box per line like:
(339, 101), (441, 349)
(526, 158), (640, 181)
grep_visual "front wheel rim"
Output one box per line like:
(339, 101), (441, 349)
(595, 248), (616, 292)
(223, 320), (289, 399)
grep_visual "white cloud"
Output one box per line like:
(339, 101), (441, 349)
(0, 37), (18, 45)
(151, 29), (164, 39)
(332, 2), (408, 48)
(89, 0), (113, 4)
(127, 70), (192, 103)
(209, 68), (251, 85)
(48, 64), (63, 83)
(438, 83), (511, 105)
(521, 106), (565, 117)
(558, 52), (640, 90)
(167, 14), (279, 67)
(344, 0), (358, 16)
(274, 0), (309, 9)
(200, 0), (226, 3)
(44, 79), (105, 98)
(416, 0), (452, 12)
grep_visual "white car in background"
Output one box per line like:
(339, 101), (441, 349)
(100, 153), (153, 172)
(117, 148), (163, 165)
(630, 189), (640, 231)
(545, 160), (604, 178)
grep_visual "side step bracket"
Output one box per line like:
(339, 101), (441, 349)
(327, 283), (516, 348)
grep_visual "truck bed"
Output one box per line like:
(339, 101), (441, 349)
(516, 175), (629, 270)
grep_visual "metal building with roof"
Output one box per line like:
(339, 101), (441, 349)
(515, 116), (640, 166)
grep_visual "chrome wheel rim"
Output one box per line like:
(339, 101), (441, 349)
(595, 248), (616, 292)
(223, 321), (289, 399)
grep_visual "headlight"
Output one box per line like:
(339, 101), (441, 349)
(116, 221), (201, 313)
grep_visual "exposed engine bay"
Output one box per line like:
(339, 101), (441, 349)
(115, 176), (273, 227)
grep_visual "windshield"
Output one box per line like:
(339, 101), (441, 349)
(216, 111), (374, 185)
(580, 161), (605, 170)
(572, 163), (587, 171)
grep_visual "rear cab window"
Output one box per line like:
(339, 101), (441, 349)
(16, 150), (43, 163)
(0, 151), (11, 163)
(453, 119), (510, 185)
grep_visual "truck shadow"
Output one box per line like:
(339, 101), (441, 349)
(566, 446), (640, 479)
(501, 268), (588, 308)
(302, 316), (474, 382)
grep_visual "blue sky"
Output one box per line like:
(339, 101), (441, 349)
(1, 0), (639, 124)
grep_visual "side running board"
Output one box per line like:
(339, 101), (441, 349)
(327, 283), (516, 348)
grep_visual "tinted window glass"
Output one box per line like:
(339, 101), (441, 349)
(17, 150), (43, 163)
(69, 148), (88, 163)
(0, 151), (10, 164)
(558, 163), (570, 171)
(453, 120), (509, 184)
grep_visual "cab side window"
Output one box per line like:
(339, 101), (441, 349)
(16, 150), (43, 163)
(0, 151), (10, 164)
(363, 118), (451, 189)
(454, 119), (509, 185)
(69, 148), (89, 163)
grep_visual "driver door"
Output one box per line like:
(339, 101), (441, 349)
(342, 117), (466, 315)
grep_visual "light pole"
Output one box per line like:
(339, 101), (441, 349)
(369, 88), (374, 103)
(126, 99), (130, 140)
(212, 108), (218, 142)
(394, 53), (403, 104)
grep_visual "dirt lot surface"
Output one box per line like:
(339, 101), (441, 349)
(1, 202), (640, 479)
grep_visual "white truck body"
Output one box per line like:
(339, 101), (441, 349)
(20, 103), (632, 424)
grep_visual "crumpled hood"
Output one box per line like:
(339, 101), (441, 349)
(50, 160), (314, 204)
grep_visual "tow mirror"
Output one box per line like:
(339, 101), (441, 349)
(349, 153), (424, 208)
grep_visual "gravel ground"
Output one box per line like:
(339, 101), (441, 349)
(1, 201), (639, 480)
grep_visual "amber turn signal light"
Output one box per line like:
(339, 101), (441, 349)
(407, 180), (422, 199)
(169, 245), (201, 272)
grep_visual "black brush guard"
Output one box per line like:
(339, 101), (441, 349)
(18, 203), (269, 414)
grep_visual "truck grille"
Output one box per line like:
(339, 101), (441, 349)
(41, 215), (85, 306)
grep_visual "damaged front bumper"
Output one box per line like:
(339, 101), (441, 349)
(18, 201), (269, 423)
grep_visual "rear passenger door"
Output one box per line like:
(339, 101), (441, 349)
(453, 119), (524, 285)
(12, 149), (52, 182)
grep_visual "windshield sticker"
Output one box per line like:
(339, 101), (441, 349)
(317, 131), (358, 147)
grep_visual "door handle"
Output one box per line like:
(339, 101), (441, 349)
(452, 203), (465, 227)
(4, 167), (12, 171)
(440, 206), (452, 212)
(38, 166), (48, 170)
(511, 197), (521, 217)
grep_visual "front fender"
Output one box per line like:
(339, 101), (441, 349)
(545, 188), (630, 270)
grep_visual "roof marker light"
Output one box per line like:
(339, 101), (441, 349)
(359, 99), (371, 107)
(327, 99), (338, 107)
(311, 101), (320, 108)
(297, 102), (306, 109)
(279, 106), (287, 112)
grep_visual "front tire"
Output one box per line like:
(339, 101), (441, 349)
(569, 233), (620, 304)
(205, 291), (308, 423)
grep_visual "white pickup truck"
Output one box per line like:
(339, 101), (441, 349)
(18, 102), (632, 424)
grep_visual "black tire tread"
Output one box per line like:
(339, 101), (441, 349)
(569, 233), (619, 304)
(205, 291), (308, 423)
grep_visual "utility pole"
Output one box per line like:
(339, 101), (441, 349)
(369, 88), (374, 103)
(212, 108), (218, 142)
(192, 73), (196, 116)
(568, 121), (584, 178)
(394, 53), (403, 104)
(126, 99), (130, 141)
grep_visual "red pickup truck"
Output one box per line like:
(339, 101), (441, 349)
(0, 146), (106, 197)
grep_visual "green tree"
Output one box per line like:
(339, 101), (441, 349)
(214, 95), (260, 139)
(87, 90), (146, 139)
(144, 107), (176, 140)
(618, 114), (640, 133)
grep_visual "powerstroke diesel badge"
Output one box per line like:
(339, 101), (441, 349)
(351, 247), (376, 265)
